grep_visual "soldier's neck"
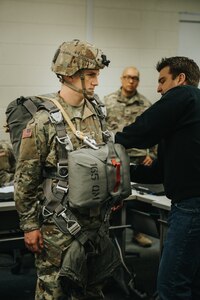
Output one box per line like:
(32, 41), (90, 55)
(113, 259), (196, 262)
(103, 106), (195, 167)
(121, 88), (136, 98)
(60, 88), (84, 107)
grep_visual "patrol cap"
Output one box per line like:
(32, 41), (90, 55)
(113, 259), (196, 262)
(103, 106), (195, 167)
(52, 39), (110, 76)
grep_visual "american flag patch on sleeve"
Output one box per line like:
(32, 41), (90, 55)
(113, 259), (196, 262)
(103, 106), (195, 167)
(22, 128), (32, 138)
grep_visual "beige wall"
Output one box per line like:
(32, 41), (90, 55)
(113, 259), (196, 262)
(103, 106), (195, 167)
(1, 0), (200, 140)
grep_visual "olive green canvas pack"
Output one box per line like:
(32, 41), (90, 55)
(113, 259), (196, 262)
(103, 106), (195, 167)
(68, 142), (131, 209)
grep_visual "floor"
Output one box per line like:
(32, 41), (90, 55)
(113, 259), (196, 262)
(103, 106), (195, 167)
(0, 229), (160, 300)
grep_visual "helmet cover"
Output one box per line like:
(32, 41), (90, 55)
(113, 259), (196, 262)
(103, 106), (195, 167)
(52, 39), (110, 76)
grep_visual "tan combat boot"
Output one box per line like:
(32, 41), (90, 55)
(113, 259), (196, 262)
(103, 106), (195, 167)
(132, 232), (152, 247)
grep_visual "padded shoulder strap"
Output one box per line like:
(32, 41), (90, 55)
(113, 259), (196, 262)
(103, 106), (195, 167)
(22, 98), (38, 115)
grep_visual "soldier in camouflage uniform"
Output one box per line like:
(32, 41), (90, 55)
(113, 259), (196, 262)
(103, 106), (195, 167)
(0, 141), (15, 187)
(104, 66), (157, 165)
(104, 66), (157, 247)
(14, 40), (123, 300)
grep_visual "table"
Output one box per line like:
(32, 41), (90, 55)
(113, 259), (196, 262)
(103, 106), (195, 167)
(0, 201), (16, 212)
(0, 186), (15, 212)
(152, 197), (171, 211)
(0, 185), (14, 200)
(0, 187), (24, 252)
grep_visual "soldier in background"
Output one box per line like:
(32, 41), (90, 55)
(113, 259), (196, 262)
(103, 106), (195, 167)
(0, 141), (15, 187)
(104, 66), (157, 247)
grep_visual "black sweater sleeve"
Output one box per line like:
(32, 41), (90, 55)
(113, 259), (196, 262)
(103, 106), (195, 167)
(115, 86), (191, 150)
(130, 158), (163, 184)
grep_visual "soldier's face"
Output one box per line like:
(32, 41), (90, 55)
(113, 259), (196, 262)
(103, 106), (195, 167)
(73, 69), (100, 97)
(121, 68), (139, 94)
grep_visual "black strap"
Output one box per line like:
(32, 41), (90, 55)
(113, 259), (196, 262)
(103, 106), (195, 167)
(22, 98), (38, 115)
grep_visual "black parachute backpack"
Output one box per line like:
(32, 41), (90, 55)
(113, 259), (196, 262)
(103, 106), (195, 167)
(5, 95), (57, 160)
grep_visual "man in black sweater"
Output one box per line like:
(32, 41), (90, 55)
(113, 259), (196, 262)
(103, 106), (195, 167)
(115, 56), (200, 300)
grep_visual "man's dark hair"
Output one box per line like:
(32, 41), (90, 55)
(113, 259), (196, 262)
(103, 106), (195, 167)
(156, 56), (200, 87)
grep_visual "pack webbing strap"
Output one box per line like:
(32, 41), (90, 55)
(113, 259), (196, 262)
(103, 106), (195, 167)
(45, 97), (86, 140)
(22, 98), (38, 115)
(41, 97), (103, 149)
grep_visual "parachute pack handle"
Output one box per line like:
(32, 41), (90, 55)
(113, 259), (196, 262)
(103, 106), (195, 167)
(107, 142), (122, 197)
(111, 158), (121, 193)
(40, 97), (99, 150)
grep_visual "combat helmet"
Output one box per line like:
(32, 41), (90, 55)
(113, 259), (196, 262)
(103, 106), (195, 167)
(52, 39), (110, 76)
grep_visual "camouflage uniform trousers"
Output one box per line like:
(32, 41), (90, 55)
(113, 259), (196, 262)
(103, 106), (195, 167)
(34, 222), (121, 300)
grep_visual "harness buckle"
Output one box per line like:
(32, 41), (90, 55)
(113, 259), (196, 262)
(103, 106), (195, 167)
(56, 182), (69, 193)
(42, 206), (53, 218)
(56, 135), (74, 151)
(57, 208), (81, 236)
(57, 162), (68, 178)
(49, 109), (63, 124)
(67, 220), (81, 236)
(83, 136), (99, 150)
(75, 130), (99, 150)
(103, 130), (113, 142)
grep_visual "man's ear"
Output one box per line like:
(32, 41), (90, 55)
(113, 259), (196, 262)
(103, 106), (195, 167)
(178, 73), (186, 85)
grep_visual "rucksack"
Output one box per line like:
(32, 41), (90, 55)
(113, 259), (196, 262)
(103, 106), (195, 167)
(5, 94), (61, 160)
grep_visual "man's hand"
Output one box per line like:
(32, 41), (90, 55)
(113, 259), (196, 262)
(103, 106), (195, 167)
(142, 155), (153, 166)
(24, 229), (44, 254)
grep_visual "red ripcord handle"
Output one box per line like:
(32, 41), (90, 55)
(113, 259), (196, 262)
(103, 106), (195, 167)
(111, 158), (121, 192)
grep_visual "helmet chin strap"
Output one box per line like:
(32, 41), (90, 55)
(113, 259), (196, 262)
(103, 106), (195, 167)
(79, 72), (94, 100)
(58, 73), (94, 100)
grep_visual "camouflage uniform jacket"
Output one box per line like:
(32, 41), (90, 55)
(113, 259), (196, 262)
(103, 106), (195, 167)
(0, 141), (15, 187)
(104, 88), (157, 161)
(15, 93), (106, 232)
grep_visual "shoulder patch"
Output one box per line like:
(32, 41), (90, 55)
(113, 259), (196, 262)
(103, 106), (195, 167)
(22, 128), (32, 139)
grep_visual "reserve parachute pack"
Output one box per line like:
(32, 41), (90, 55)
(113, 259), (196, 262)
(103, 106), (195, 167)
(68, 141), (131, 209)
(5, 94), (131, 211)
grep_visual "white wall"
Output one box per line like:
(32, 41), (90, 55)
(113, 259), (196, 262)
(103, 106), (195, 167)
(1, 0), (200, 140)
(178, 12), (200, 74)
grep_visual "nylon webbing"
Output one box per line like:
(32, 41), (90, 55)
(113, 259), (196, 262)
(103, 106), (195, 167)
(22, 98), (38, 115)
(38, 95), (110, 244)
(43, 97), (86, 140)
